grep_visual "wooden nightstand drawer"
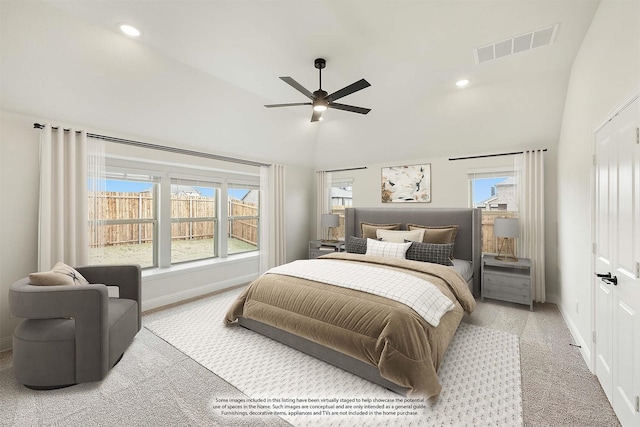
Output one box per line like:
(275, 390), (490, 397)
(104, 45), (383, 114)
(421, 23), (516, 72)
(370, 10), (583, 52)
(309, 240), (345, 259)
(483, 285), (530, 305)
(481, 255), (533, 311)
(309, 249), (333, 258)
(483, 273), (530, 291)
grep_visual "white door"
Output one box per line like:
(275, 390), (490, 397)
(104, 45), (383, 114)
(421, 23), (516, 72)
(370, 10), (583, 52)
(594, 115), (614, 401)
(594, 96), (640, 426)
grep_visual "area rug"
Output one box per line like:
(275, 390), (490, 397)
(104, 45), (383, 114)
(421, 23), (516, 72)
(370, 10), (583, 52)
(145, 288), (523, 426)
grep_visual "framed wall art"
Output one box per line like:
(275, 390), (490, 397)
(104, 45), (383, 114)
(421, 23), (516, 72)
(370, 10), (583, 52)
(381, 163), (431, 203)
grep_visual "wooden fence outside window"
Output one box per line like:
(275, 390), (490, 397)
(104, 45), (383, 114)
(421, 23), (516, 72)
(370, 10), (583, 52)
(88, 192), (258, 247)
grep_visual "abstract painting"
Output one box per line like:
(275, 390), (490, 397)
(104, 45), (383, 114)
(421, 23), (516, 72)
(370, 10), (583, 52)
(381, 164), (431, 203)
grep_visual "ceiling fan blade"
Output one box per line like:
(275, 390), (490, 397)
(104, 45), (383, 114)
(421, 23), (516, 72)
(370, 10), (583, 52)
(311, 109), (323, 122)
(327, 79), (371, 102)
(328, 102), (371, 115)
(264, 102), (312, 108)
(280, 77), (315, 100)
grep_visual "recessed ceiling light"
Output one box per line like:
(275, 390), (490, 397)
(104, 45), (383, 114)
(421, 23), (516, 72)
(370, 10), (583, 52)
(119, 24), (141, 37)
(456, 79), (470, 88)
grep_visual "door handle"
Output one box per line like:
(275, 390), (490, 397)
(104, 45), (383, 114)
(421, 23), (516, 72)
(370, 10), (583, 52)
(595, 272), (617, 286)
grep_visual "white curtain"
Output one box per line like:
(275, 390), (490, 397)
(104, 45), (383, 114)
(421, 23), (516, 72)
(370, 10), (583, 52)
(259, 164), (286, 274)
(38, 125), (97, 270)
(516, 150), (545, 302)
(316, 171), (332, 239)
(87, 137), (106, 265)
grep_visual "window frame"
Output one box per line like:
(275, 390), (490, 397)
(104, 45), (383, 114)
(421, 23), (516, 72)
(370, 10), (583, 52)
(467, 168), (519, 255)
(170, 176), (220, 265)
(91, 158), (260, 271)
(329, 178), (353, 240)
(227, 182), (260, 255)
(88, 170), (160, 268)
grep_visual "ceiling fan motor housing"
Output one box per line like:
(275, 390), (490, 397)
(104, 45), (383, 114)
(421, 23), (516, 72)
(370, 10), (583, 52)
(313, 89), (328, 99)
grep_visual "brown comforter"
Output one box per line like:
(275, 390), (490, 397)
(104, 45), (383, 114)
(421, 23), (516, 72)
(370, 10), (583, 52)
(224, 252), (476, 397)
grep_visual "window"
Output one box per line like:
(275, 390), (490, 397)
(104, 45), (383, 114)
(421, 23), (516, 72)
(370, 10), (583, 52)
(88, 161), (260, 269)
(88, 173), (159, 268)
(330, 179), (353, 240)
(228, 185), (259, 255)
(469, 171), (518, 254)
(170, 178), (218, 264)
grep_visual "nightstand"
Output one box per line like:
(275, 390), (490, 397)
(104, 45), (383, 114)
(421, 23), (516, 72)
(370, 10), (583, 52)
(481, 254), (533, 311)
(309, 240), (345, 259)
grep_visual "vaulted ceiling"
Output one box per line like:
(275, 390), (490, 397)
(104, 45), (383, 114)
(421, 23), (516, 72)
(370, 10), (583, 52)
(0, 0), (600, 168)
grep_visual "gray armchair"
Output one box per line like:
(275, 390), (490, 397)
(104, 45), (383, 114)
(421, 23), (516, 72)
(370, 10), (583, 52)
(8, 265), (141, 389)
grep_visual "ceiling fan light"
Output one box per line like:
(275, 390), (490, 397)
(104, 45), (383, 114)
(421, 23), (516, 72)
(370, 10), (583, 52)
(313, 98), (329, 112)
(120, 24), (141, 37)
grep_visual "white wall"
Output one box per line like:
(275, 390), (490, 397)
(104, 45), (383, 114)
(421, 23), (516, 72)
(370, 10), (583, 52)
(331, 150), (559, 299)
(0, 110), (315, 351)
(556, 0), (640, 367)
(0, 112), (39, 351)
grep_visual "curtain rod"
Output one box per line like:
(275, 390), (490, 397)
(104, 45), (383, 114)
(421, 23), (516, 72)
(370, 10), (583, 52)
(33, 123), (270, 167)
(448, 149), (547, 161)
(324, 166), (368, 173)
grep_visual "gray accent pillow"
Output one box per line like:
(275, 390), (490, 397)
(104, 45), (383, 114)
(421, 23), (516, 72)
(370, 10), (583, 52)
(405, 241), (454, 266)
(345, 236), (368, 254)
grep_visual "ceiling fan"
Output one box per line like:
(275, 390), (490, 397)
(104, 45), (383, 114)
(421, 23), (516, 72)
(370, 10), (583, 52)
(265, 58), (371, 122)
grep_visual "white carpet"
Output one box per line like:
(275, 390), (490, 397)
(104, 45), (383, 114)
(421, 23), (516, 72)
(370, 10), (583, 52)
(146, 288), (523, 427)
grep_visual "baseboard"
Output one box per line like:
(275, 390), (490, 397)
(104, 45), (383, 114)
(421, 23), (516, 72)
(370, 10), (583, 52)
(141, 273), (257, 312)
(0, 335), (13, 353)
(556, 301), (593, 373)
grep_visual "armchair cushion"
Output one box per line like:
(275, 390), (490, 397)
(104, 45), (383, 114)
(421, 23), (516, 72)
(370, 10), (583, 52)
(28, 262), (89, 286)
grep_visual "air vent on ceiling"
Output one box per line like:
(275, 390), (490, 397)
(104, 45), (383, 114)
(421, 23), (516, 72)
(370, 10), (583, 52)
(474, 24), (559, 64)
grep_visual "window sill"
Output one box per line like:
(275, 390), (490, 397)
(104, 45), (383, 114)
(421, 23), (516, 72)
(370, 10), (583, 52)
(142, 251), (259, 280)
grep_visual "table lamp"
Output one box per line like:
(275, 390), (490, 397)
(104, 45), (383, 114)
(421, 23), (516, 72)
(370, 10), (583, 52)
(494, 217), (519, 262)
(321, 213), (339, 243)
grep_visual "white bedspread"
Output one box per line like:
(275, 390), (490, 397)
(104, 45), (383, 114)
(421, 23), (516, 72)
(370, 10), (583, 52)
(266, 259), (454, 327)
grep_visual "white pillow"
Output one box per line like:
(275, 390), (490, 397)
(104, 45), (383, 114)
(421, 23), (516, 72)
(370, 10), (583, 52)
(28, 262), (90, 286)
(376, 228), (426, 243)
(366, 238), (412, 259)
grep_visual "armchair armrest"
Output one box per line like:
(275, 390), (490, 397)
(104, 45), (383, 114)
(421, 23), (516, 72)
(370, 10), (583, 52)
(75, 264), (142, 331)
(75, 265), (141, 303)
(9, 278), (108, 319)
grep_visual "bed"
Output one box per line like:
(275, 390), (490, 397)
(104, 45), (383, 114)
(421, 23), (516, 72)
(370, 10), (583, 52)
(225, 207), (481, 397)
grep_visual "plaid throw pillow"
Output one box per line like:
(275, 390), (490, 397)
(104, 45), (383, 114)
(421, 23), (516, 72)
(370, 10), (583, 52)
(366, 238), (412, 259)
(345, 236), (368, 254)
(405, 241), (454, 266)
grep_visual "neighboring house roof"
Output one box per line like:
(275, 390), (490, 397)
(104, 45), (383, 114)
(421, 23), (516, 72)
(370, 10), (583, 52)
(477, 194), (498, 207)
(172, 184), (201, 196)
(331, 187), (352, 199)
(140, 184), (201, 196)
(496, 176), (516, 186)
(241, 189), (259, 205)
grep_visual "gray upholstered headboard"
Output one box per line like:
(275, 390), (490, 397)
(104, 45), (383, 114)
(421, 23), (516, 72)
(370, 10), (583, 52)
(344, 207), (482, 297)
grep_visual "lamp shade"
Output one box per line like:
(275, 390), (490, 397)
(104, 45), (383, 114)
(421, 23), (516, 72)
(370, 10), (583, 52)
(494, 217), (519, 238)
(321, 213), (339, 228)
